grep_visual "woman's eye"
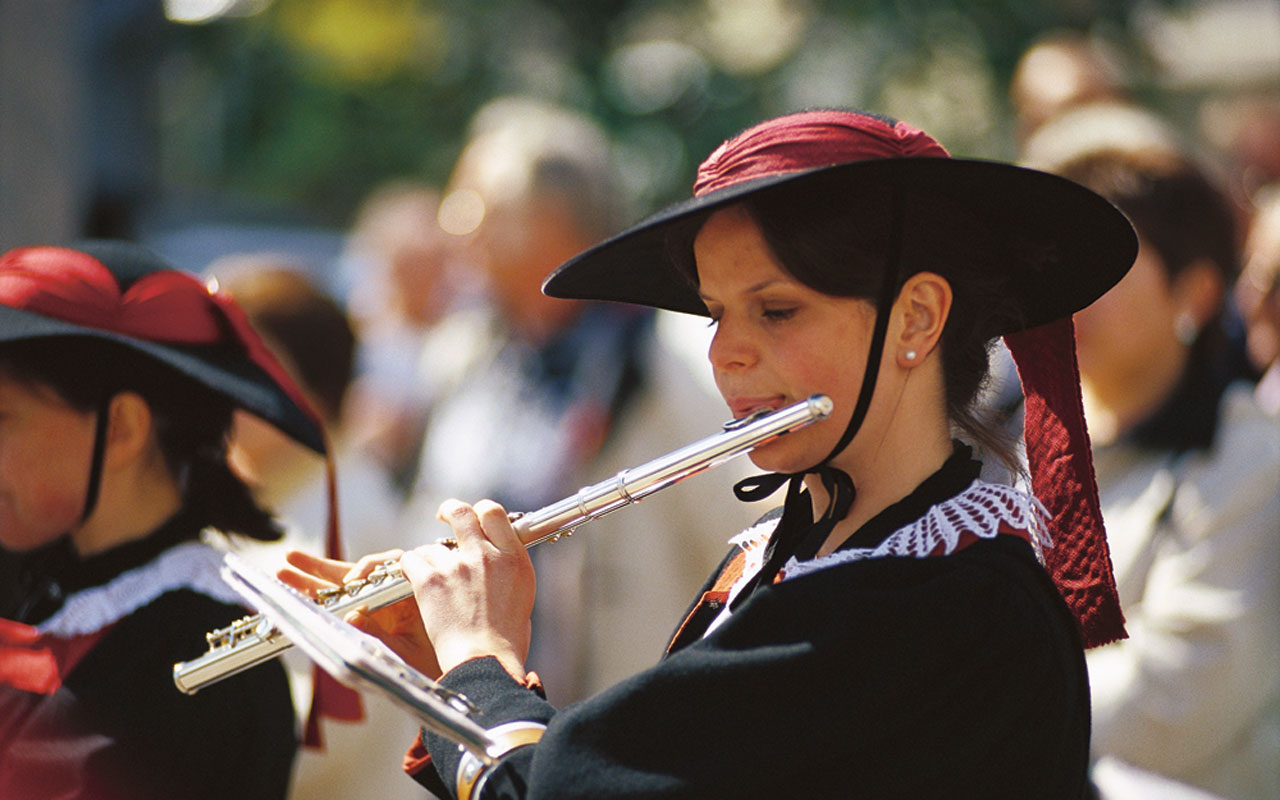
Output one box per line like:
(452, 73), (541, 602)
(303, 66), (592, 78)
(762, 307), (797, 322)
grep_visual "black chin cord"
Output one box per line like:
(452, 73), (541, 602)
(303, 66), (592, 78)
(729, 172), (905, 607)
(79, 394), (112, 524)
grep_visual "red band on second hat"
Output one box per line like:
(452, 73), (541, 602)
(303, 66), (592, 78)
(0, 247), (224, 345)
(693, 110), (950, 197)
(0, 246), (326, 455)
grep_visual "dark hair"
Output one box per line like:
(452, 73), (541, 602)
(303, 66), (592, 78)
(667, 174), (1025, 473)
(0, 337), (282, 541)
(1053, 147), (1241, 376)
(1053, 148), (1238, 289)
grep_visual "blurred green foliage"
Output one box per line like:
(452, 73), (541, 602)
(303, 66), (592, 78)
(163, 0), (1164, 227)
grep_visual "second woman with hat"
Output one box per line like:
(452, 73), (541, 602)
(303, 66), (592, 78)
(0, 241), (333, 799)
(286, 109), (1137, 799)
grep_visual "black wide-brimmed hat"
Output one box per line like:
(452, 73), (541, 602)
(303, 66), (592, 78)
(0, 240), (325, 453)
(544, 109), (1134, 649)
(544, 111), (1136, 336)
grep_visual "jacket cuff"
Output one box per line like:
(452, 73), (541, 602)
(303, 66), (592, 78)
(417, 656), (556, 796)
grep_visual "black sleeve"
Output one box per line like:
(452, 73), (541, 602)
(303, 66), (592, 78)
(419, 537), (1090, 800)
(67, 590), (298, 800)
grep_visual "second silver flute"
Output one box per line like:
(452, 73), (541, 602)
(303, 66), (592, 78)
(173, 394), (833, 694)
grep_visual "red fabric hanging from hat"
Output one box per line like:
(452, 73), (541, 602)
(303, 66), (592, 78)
(1005, 317), (1126, 648)
(0, 619), (108, 694)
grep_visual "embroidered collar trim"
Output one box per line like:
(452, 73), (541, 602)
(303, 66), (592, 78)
(704, 481), (1051, 638)
(780, 480), (1051, 580)
(726, 480), (1051, 587)
(34, 541), (241, 637)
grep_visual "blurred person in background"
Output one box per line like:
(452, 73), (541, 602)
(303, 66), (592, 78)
(339, 181), (476, 494)
(1009, 30), (1131, 148)
(1238, 188), (1280, 415)
(402, 96), (760, 705)
(1199, 94), (1280, 221)
(213, 258), (420, 800)
(0, 241), (314, 799)
(1038, 140), (1279, 800)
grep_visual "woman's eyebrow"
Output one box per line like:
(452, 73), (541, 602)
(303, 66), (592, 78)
(698, 279), (787, 303)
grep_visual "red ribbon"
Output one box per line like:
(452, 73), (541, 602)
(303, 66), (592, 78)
(0, 618), (107, 694)
(0, 246), (227, 344)
(1005, 317), (1126, 648)
(693, 109), (949, 197)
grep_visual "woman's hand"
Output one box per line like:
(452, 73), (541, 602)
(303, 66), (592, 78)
(401, 499), (536, 681)
(278, 549), (442, 678)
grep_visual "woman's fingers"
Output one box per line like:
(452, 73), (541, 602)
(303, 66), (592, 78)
(276, 564), (333, 595)
(473, 499), (525, 552)
(402, 501), (536, 678)
(435, 499), (488, 550)
(341, 549), (405, 583)
(277, 548), (405, 596)
(345, 607), (442, 678)
(435, 498), (523, 553)
(283, 550), (352, 584)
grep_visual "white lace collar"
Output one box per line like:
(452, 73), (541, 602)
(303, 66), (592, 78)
(776, 480), (1051, 581)
(719, 480), (1050, 600)
(705, 481), (1051, 638)
(36, 541), (242, 637)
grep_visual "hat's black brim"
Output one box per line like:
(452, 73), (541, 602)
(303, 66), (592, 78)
(0, 306), (326, 454)
(543, 158), (1137, 336)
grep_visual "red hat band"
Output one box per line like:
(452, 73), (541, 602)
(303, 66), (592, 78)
(693, 110), (950, 197)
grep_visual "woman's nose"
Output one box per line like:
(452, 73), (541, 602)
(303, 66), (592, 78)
(707, 318), (756, 372)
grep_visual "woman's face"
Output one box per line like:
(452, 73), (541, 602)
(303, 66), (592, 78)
(0, 373), (96, 551)
(695, 206), (876, 475)
(1073, 239), (1188, 408)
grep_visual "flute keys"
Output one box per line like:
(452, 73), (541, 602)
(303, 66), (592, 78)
(206, 615), (262, 649)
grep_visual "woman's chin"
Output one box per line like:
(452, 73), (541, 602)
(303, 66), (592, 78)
(747, 439), (819, 475)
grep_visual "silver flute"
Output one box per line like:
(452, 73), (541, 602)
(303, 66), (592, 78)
(173, 394), (833, 694)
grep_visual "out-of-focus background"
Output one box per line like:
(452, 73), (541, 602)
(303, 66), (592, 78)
(4, 0), (1278, 275)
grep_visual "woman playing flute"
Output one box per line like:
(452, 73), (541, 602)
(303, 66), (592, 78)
(286, 109), (1136, 799)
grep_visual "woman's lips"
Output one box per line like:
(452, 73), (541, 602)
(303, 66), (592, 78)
(727, 396), (787, 419)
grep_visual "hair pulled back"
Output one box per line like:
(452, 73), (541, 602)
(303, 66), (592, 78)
(670, 172), (1025, 472)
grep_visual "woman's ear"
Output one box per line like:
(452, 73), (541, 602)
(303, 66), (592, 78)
(1171, 259), (1224, 331)
(103, 391), (156, 468)
(894, 272), (952, 368)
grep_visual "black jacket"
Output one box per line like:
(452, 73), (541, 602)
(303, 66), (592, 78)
(416, 530), (1090, 799)
(0, 515), (296, 800)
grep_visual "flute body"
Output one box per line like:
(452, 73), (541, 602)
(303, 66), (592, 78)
(173, 394), (833, 694)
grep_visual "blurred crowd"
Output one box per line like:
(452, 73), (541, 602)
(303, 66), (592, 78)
(2, 24), (1277, 800)
(1008, 32), (1280, 800)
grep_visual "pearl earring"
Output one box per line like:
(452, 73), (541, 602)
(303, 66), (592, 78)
(904, 350), (917, 362)
(1173, 311), (1199, 346)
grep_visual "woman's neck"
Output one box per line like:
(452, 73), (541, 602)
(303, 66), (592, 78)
(70, 462), (184, 558)
(807, 406), (953, 557)
(1081, 344), (1189, 445)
